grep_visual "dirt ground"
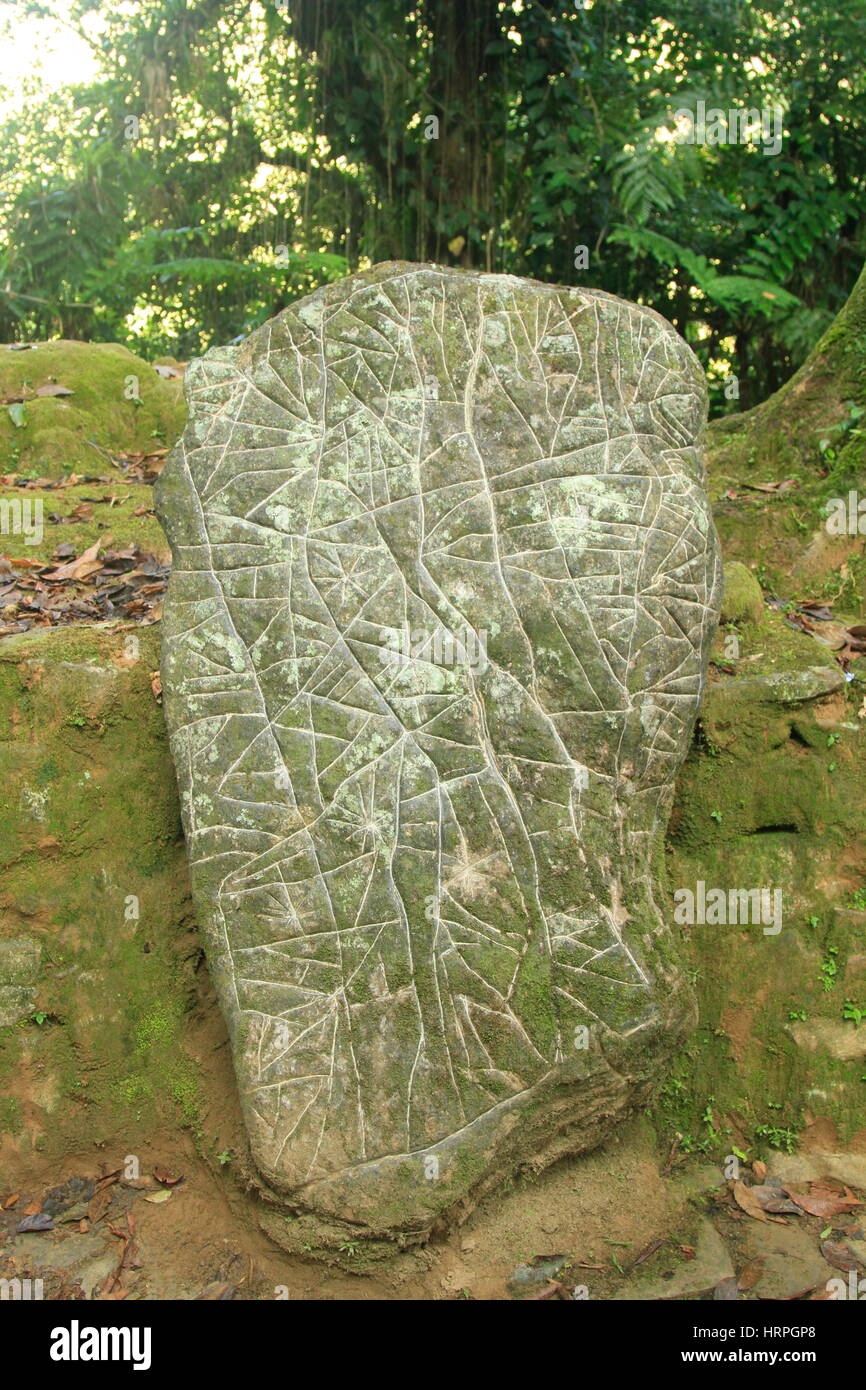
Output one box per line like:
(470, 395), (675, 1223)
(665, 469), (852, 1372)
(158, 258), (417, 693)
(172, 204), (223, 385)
(3, 1096), (864, 1301)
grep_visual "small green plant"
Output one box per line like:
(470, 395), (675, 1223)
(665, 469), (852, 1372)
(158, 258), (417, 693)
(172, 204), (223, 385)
(755, 561), (771, 590)
(696, 718), (722, 756)
(338, 1241), (359, 1258)
(847, 887), (866, 911)
(216, 1148), (233, 1166)
(820, 945), (839, 991)
(843, 999), (865, 1026)
(755, 1124), (799, 1153)
(701, 1103), (720, 1142)
(31, 1011), (47, 1025)
(710, 810), (722, 824)
(818, 401), (864, 468)
(787, 1008), (807, 1021)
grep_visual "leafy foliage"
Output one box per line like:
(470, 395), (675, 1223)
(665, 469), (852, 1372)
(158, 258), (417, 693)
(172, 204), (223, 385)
(0, 0), (864, 411)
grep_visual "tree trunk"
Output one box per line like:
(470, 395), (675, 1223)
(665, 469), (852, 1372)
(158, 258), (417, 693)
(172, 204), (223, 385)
(708, 262), (866, 477)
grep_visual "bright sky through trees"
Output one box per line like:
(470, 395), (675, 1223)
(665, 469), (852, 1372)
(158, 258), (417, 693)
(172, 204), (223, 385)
(0, 5), (97, 116)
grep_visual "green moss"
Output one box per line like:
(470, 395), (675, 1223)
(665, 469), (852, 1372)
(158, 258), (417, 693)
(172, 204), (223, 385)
(512, 938), (559, 1058)
(720, 560), (764, 625)
(135, 1000), (182, 1054)
(656, 602), (866, 1157)
(0, 341), (185, 479)
(0, 480), (167, 564)
(0, 621), (204, 1161)
(0, 1096), (22, 1135)
(167, 1065), (201, 1128)
(113, 1076), (154, 1108)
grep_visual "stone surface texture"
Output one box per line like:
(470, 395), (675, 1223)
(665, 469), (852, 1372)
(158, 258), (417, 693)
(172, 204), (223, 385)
(156, 262), (722, 1240)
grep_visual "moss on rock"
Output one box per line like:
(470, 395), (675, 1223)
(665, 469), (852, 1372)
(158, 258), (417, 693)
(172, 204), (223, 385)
(657, 608), (866, 1159)
(707, 263), (866, 480)
(720, 561), (764, 625)
(0, 342), (186, 479)
(706, 268), (866, 610)
(0, 622), (202, 1163)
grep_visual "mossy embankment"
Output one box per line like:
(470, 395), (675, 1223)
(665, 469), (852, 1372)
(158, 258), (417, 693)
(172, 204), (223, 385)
(708, 262), (866, 481)
(655, 601), (866, 1163)
(0, 623), (204, 1166)
(0, 341), (185, 479)
(706, 264), (866, 606)
(0, 479), (167, 565)
(653, 266), (866, 1169)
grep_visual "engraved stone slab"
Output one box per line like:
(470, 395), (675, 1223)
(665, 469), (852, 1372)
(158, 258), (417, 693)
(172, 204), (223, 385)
(156, 263), (722, 1241)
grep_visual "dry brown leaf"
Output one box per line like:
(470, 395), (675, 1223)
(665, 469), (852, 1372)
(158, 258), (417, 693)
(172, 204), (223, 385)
(733, 1180), (770, 1222)
(153, 1165), (183, 1187)
(628, 1238), (665, 1271)
(714, 1276), (739, 1300)
(820, 1240), (860, 1274)
(741, 478), (798, 494)
(87, 1187), (113, 1224)
(749, 1184), (802, 1215)
(785, 1185), (861, 1219)
(737, 1257), (765, 1291)
(47, 537), (109, 582)
(810, 622), (849, 650)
